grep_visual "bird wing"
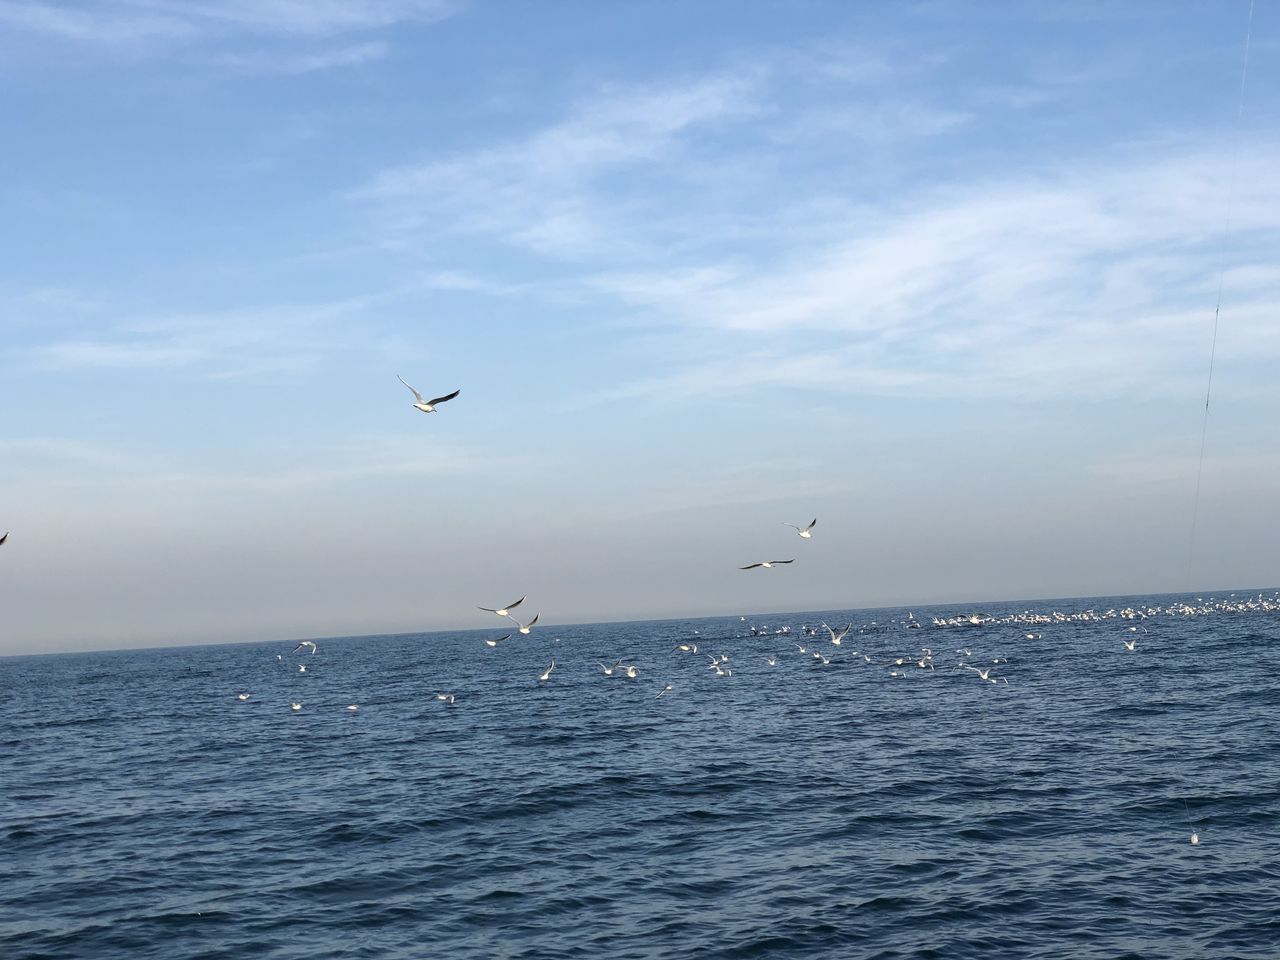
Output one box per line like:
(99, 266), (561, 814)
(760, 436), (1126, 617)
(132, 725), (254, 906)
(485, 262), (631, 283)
(740, 563), (763, 569)
(426, 388), (460, 406)
(503, 595), (527, 611)
(523, 613), (540, 629)
(397, 375), (426, 403)
(771, 559), (795, 565)
(0, 532), (7, 545)
(805, 518), (817, 532)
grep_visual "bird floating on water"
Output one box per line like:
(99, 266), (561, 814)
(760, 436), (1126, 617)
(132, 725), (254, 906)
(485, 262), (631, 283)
(298, 664), (307, 673)
(783, 519), (817, 539)
(397, 375), (459, 414)
(237, 693), (251, 701)
(674, 643), (698, 653)
(347, 704), (359, 711)
(290, 702), (302, 711)
(740, 560), (794, 570)
(479, 596), (527, 617)
(1191, 830), (1200, 845)
(436, 693), (456, 704)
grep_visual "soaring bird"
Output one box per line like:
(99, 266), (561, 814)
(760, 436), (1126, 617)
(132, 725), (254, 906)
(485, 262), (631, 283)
(783, 519), (817, 539)
(539, 661), (555, 682)
(479, 596), (527, 617)
(484, 634), (512, 648)
(513, 613), (540, 635)
(397, 376), (460, 414)
(740, 560), (794, 570)
(293, 641), (317, 655)
(823, 622), (851, 646)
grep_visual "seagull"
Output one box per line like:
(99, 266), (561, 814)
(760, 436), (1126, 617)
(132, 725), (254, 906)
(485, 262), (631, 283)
(347, 704), (359, 711)
(674, 643), (698, 653)
(513, 613), (540, 635)
(237, 693), (251, 701)
(539, 661), (555, 682)
(765, 656), (777, 666)
(598, 661), (621, 676)
(740, 560), (795, 570)
(1191, 830), (1200, 845)
(823, 622), (851, 646)
(290, 702), (302, 711)
(961, 664), (994, 681)
(483, 634), (512, 648)
(298, 664), (307, 673)
(623, 664), (639, 679)
(478, 596), (527, 617)
(436, 693), (456, 704)
(397, 375), (460, 414)
(293, 641), (317, 655)
(1122, 638), (1137, 652)
(656, 685), (673, 699)
(783, 518), (817, 539)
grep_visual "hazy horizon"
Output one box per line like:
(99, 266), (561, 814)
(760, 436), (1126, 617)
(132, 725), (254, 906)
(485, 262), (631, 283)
(3, 2), (1278, 656)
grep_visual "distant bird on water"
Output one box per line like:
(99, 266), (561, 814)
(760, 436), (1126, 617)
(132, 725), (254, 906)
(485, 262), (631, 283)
(290, 702), (302, 711)
(479, 596), (527, 617)
(293, 641), (317, 655)
(237, 693), (251, 701)
(397, 375), (459, 414)
(783, 519), (817, 539)
(740, 560), (794, 570)
(436, 693), (456, 704)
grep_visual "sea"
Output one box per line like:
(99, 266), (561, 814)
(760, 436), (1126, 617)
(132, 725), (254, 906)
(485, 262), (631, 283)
(3, 590), (1279, 960)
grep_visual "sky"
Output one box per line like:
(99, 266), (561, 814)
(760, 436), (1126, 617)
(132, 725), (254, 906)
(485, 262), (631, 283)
(1, 1), (1277, 655)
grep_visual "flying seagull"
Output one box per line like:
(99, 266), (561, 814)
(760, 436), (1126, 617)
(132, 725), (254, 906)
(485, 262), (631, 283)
(398, 376), (459, 414)
(740, 560), (794, 570)
(514, 613), (540, 635)
(483, 634), (512, 648)
(822, 622), (851, 646)
(293, 641), (317, 655)
(539, 661), (555, 682)
(479, 596), (527, 617)
(783, 519), (817, 539)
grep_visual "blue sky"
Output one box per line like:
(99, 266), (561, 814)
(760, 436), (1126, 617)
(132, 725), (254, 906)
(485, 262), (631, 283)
(2, 1), (1277, 653)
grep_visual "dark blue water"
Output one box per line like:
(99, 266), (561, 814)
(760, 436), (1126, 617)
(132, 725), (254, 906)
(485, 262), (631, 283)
(4, 591), (1280, 959)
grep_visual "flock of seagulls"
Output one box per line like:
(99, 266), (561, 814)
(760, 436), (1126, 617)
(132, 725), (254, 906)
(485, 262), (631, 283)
(14, 378), (1264, 851)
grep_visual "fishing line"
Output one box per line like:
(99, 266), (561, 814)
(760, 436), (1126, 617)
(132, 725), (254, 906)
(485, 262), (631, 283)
(1186, 0), (1255, 590)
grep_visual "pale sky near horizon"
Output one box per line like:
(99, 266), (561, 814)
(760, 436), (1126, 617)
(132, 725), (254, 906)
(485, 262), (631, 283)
(2, 1), (1277, 655)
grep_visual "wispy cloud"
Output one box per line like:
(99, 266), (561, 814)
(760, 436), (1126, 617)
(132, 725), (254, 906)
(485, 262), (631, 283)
(215, 40), (389, 74)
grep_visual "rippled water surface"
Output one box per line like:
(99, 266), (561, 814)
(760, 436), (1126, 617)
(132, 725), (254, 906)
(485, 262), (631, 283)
(4, 591), (1280, 959)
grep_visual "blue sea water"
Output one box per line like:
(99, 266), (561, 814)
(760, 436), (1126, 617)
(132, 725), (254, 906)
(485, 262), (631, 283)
(3, 591), (1280, 960)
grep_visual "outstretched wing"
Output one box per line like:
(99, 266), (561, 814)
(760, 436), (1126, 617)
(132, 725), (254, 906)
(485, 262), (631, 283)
(740, 563), (764, 569)
(427, 389), (460, 407)
(397, 375), (426, 404)
(504, 595), (527, 611)
(770, 559), (795, 565)
(804, 518), (817, 532)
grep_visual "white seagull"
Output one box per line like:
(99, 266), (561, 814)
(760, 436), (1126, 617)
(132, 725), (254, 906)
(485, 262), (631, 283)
(298, 664), (307, 673)
(347, 704), (359, 711)
(598, 661), (621, 676)
(656, 685), (673, 699)
(1122, 637), (1137, 651)
(436, 693), (456, 704)
(514, 613), (540, 635)
(740, 560), (794, 570)
(765, 656), (777, 666)
(783, 518), (817, 539)
(623, 664), (639, 679)
(397, 375), (460, 414)
(484, 634), (512, 648)
(293, 641), (317, 655)
(237, 693), (251, 701)
(479, 596), (527, 617)
(290, 702), (302, 711)
(823, 622), (851, 646)
(674, 643), (698, 653)
(539, 661), (555, 682)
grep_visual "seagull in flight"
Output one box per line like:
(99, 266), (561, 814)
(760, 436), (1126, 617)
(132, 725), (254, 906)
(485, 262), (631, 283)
(740, 560), (794, 570)
(822, 622), (851, 646)
(293, 641), (317, 655)
(598, 661), (621, 676)
(479, 596), (527, 617)
(674, 643), (698, 653)
(656, 684), (673, 699)
(513, 613), (540, 635)
(436, 693), (456, 704)
(1122, 637), (1137, 651)
(539, 661), (555, 682)
(783, 519), (817, 539)
(483, 634), (512, 648)
(397, 375), (459, 414)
